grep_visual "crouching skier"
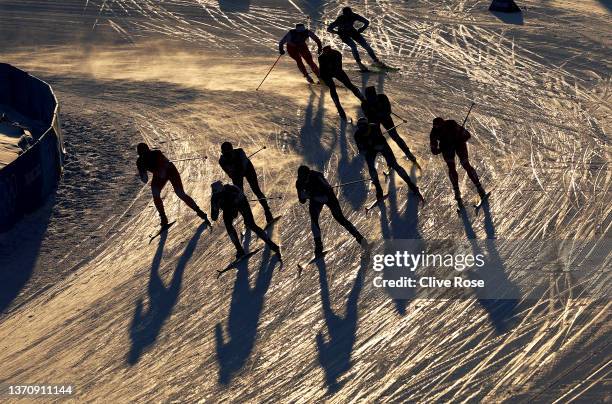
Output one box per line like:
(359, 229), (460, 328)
(219, 141), (275, 224)
(136, 143), (211, 228)
(279, 23), (322, 84)
(318, 45), (364, 120)
(210, 181), (281, 259)
(296, 165), (368, 258)
(353, 118), (425, 204)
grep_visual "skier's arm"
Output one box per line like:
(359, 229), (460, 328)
(308, 30), (323, 53)
(278, 32), (289, 54)
(210, 194), (220, 221)
(136, 158), (149, 184)
(430, 130), (441, 155)
(296, 180), (308, 204)
(355, 14), (370, 33)
(327, 19), (339, 34)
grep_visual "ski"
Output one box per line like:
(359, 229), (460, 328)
(217, 247), (263, 277)
(473, 192), (492, 213)
(297, 250), (332, 273)
(370, 64), (400, 72)
(264, 215), (283, 230)
(365, 194), (389, 212)
(148, 221), (176, 244)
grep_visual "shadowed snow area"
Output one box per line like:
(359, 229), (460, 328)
(0, 0), (610, 402)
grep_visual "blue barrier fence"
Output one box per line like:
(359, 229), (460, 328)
(0, 63), (64, 232)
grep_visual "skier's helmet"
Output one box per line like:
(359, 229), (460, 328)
(221, 141), (233, 155)
(297, 165), (310, 179)
(295, 23), (306, 32)
(322, 45), (332, 54)
(211, 180), (224, 194)
(433, 117), (444, 127)
(137, 143), (150, 156)
(342, 6), (353, 16)
(357, 117), (369, 127)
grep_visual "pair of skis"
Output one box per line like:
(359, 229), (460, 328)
(457, 192), (492, 215)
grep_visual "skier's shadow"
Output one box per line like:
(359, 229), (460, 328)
(315, 251), (368, 393)
(459, 201), (519, 333)
(378, 168), (421, 315)
(300, 88), (334, 170)
(127, 222), (207, 365)
(214, 229), (279, 385)
(337, 118), (367, 209)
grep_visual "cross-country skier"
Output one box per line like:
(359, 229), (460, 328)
(353, 118), (425, 203)
(361, 86), (419, 164)
(296, 165), (367, 257)
(210, 180), (281, 259)
(318, 45), (364, 120)
(219, 141), (274, 224)
(136, 143), (211, 227)
(327, 6), (383, 72)
(279, 23), (322, 84)
(430, 117), (487, 204)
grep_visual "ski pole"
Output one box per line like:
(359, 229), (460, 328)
(381, 121), (407, 136)
(461, 102), (476, 128)
(172, 156), (208, 163)
(249, 196), (283, 202)
(332, 178), (372, 188)
(248, 146), (267, 158)
(256, 54), (283, 91)
(391, 111), (409, 123)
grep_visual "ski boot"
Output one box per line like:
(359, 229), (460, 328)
(160, 214), (169, 228)
(235, 246), (247, 260)
(270, 242), (282, 260)
(414, 188), (426, 205)
(375, 188), (385, 202)
(314, 237), (325, 259)
(197, 209), (212, 227)
(357, 61), (370, 73)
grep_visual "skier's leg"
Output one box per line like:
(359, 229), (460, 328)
(224, 212), (244, 256)
(300, 44), (320, 78)
(341, 35), (362, 66)
(381, 116), (415, 161)
(444, 150), (461, 200)
(245, 165), (273, 222)
(366, 154), (385, 199)
(336, 71), (364, 101)
(287, 43), (310, 80)
(355, 33), (380, 63)
(323, 76), (346, 118)
(151, 176), (169, 225)
(240, 200), (279, 252)
(231, 175), (245, 192)
(309, 201), (325, 255)
(456, 142), (485, 194)
(383, 144), (422, 199)
(327, 195), (364, 243)
(168, 163), (202, 212)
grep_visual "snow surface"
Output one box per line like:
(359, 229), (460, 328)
(0, 0), (610, 402)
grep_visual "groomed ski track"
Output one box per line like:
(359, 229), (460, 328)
(0, 1), (610, 402)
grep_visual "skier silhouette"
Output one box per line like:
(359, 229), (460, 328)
(318, 45), (364, 120)
(279, 23), (322, 84)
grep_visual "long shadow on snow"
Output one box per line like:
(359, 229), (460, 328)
(459, 200), (519, 334)
(377, 169), (421, 315)
(337, 118), (367, 209)
(299, 87), (334, 170)
(127, 222), (207, 365)
(315, 251), (368, 394)
(215, 229), (280, 385)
